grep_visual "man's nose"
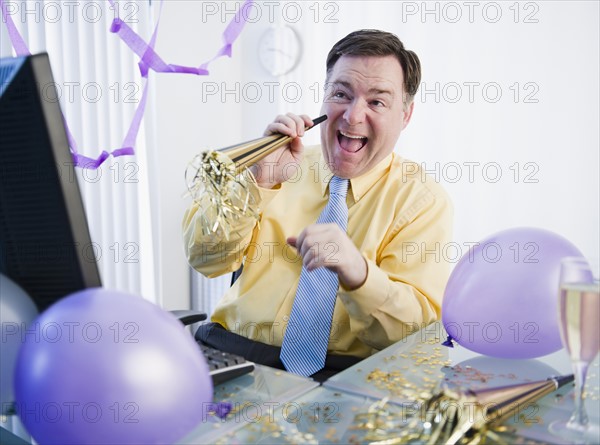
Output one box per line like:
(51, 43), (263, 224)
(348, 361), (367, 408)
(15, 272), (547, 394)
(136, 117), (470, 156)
(343, 100), (366, 126)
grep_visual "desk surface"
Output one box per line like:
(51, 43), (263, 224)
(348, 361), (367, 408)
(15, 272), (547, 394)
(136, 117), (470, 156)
(182, 322), (600, 444)
(180, 365), (318, 444)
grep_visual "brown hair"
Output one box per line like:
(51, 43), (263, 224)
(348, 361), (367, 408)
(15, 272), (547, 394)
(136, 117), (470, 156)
(326, 29), (421, 104)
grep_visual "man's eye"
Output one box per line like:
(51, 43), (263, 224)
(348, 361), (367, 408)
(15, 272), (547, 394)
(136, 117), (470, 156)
(326, 91), (349, 103)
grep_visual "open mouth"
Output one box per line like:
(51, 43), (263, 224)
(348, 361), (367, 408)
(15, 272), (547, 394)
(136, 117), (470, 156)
(337, 130), (368, 153)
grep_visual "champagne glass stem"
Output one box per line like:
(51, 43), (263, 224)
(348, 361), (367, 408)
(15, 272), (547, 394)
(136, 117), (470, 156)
(568, 360), (590, 428)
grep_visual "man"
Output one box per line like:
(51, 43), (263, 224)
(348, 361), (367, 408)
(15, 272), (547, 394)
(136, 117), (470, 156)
(183, 29), (453, 380)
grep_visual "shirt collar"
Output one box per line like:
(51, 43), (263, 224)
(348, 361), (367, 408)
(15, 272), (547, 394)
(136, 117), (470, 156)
(319, 151), (394, 203)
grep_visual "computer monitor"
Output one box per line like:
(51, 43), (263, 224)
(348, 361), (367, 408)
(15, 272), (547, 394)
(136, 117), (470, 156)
(0, 53), (102, 312)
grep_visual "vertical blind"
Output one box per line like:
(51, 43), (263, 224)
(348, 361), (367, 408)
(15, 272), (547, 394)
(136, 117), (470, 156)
(0, 1), (160, 305)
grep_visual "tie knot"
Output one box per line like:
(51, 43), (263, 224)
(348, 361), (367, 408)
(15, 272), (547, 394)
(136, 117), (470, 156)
(329, 176), (348, 197)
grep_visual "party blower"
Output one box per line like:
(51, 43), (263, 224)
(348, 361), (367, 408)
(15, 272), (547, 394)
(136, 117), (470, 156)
(185, 115), (327, 241)
(414, 375), (574, 444)
(355, 375), (574, 444)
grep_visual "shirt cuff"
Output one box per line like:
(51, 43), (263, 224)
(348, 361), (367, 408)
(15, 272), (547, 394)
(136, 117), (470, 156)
(256, 185), (280, 210)
(338, 258), (390, 322)
(246, 167), (281, 210)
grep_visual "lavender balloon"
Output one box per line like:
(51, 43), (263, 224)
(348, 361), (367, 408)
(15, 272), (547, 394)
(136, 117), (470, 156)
(442, 227), (583, 358)
(14, 288), (213, 444)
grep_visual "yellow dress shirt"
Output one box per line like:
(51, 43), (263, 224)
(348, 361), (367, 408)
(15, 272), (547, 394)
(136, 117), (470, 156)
(182, 146), (453, 358)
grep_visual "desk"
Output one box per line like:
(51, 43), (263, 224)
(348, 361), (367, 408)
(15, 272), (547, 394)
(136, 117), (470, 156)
(182, 322), (600, 444)
(180, 365), (318, 443)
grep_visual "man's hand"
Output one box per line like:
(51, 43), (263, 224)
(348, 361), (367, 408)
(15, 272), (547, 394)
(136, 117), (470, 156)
(287, 224), (368, 291)
(250, 113), (313, 189)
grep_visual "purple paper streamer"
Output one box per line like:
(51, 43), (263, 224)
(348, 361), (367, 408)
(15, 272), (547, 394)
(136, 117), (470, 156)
(108, 0), (255, 76)
(0, 0), (30, 56)
(1, 0), (254, 169)
(139, 0), (166, 78)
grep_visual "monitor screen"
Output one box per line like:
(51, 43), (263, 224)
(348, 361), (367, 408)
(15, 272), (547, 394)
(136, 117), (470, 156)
(0, 53), (102, 312)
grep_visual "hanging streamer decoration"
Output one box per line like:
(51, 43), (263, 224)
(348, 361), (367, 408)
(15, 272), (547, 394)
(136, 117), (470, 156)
(0, 0), (255, 169)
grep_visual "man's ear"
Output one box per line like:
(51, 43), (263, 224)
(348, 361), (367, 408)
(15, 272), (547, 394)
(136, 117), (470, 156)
(402, 101), (415, 128)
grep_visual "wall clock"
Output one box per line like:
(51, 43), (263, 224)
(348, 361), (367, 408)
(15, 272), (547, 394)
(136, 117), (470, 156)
(258, 25), (302, 76)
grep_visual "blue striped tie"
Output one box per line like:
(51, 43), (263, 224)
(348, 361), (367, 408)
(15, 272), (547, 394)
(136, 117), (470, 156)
(280, 176), (349, 376)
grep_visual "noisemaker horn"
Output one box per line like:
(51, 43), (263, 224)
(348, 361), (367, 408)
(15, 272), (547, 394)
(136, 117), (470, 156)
(353, 374), (574, 444)
(185, 115), (327, 241)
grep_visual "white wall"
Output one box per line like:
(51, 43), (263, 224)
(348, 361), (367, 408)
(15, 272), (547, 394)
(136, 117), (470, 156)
(150, 1), (243, 309)
(153, 1), (599, 310)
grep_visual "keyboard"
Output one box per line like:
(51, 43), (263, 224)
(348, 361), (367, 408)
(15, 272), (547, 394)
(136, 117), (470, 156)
(199, 344), (255, 385)
(171, 311), (255, 384)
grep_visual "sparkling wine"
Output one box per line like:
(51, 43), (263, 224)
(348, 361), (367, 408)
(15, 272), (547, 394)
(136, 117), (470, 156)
(559, 282), (600, 363)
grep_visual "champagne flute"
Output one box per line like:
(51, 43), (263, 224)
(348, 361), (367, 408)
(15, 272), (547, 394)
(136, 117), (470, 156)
(549, 256), (600, 443)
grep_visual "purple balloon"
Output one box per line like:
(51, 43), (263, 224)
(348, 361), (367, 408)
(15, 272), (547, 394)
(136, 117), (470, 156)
(14, 288), (213, 444)
(442, 227), (583, 359)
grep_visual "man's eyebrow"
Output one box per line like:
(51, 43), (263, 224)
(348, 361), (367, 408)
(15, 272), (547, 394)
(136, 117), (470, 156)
(368, 87), (394, 97)
(328, 80), (352, 90)
(328, 80), (395, 97)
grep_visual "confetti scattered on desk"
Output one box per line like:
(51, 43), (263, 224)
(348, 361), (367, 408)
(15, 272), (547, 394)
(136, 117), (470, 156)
(363, 340), (451, 404)
(205, 324), (598, 444)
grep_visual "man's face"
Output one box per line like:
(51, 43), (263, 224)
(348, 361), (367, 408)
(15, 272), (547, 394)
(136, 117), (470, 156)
(320, 55), (414, 179)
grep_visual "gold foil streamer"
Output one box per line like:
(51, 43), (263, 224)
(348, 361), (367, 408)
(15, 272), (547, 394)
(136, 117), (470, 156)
(185, 150), (260, 241)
